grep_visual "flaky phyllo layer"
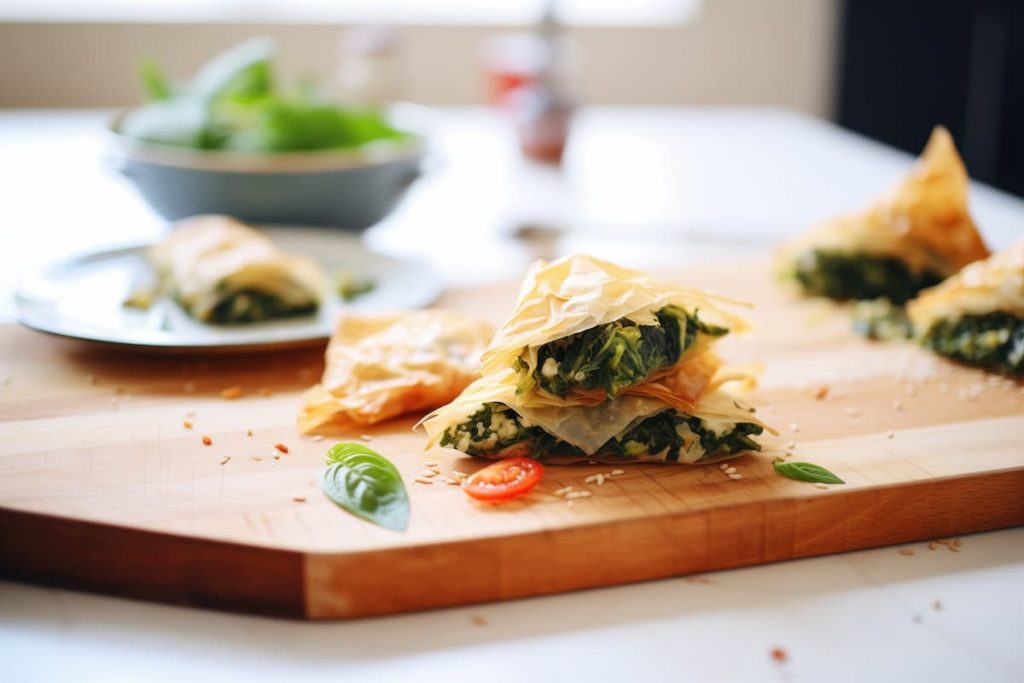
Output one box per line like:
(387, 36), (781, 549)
(419, 365), (772, 465)
(908, 239), (1024, 374)
(778, 126), (989, 302)
(480, 255), (750, 405)
(150, 215), (325, 323)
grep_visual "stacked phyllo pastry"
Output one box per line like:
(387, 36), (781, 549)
(151, 215), (325, 323)
(779, 126), (989, 303)
(421, 255), (772, 464)
(908, 239), (1024, 375)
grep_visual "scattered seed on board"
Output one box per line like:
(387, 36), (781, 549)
(246, 428), (253, 437)
(565, 491), (592, 499)
(421, 470), (439, 478)
(414, 476), (434, 485)
(844, 406), (861, 418)
(813, 483), (829, 490)
(273, 454), (280, 461)
(719, 463), (729, 471)
(728, 473), (743, 480)
(610, 469), (624, 476)
(219, 456), (230, 465)
(202, 435), (213, 446)
(360, 434), (373, 441)
(786, 441), (796, 450)
(221, 386), (244, 400)
(310, 434), (323, 442)
(789, 422), (800, 433)
(553, 486), (574, 496)
(724, 467), (737, 475)
(887, 430), (895, 439)
(423, 461), (439, 468)
(898, 548), (915, 556)
(183, 420), (193, 429)
(293, 496), (306, 503)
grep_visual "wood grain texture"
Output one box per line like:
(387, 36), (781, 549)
(1, 260), (1022, 619)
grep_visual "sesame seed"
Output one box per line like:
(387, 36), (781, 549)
(727, 473), (743, 480)
(887, 430), (895, 439)
(844, 406), (861, 418)
(724, 466), (737, 475)
(310, 434), (323, 442)
(273, 454), (280, 460)
(185, 411), (196, 417)
(414, 476), (434, 485)
(420, 470), (439, 478)
(444, 478), (459, 485)
(220, 385), (244, 400)
(450, 470), (468, 481)
(565, 491), (592, 499)
(928, 541), (938, 550)
(813, 483), (829, 490)
(183, 420), (193, 429)
(252, 456), (262, 461)
(610, 469), (624, 476)
(951, 539), (962, 549)
(584, 474), (600, 484)
(201, 435), (212, 446)
(553, 486), (574, 496)
(786, 441), (796, 449)
(360, 434), (373, 441)
(423, 461), (439, 467)
(293, 496), (306, 503)
(789, 422), (800, 433)
(596, 473), (605, 486)
(274, 443), (289, 454)
(246, 428), (253, 437)
(898, 548), (915, 556)
(719, 463), (729, 471)
(219, 456), (230, 465)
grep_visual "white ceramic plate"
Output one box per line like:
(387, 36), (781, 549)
(13, 227), (442, 352)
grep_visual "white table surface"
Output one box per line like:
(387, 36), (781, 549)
(0, 107), (1022, 682)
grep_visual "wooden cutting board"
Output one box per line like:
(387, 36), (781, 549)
(1, 260), (1022, 619)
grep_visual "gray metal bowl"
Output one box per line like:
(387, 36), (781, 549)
(107, 108), (427, 230)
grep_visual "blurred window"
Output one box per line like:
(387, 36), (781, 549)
(1, 0), (701, 26)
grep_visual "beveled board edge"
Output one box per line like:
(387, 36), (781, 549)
(4, 468), (1022, 619)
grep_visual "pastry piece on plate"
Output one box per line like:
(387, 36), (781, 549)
(908, 239), (1024, 375)
(778, 126), (989, 303)
(150, 215), (325, 323)
(298, 310), (494, 433)
(480, 254), (750, 404)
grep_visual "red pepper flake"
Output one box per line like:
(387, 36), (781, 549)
(201, 435), (212, 446)
(770, 647), (788, 663)
(274, 443), (289, 454)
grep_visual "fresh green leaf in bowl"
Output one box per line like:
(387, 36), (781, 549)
(120, 38), (406, 153)
(321, 442), (410, 531)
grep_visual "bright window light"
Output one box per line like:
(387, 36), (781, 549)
(0, 0), (702, 26)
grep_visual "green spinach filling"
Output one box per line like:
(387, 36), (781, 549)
(517, 305), (728, 398)
(794, 249), (943, 303)
(207, 289), (316, 324)
(921, 312), (1024, 375)
(440, 402), (763, 463)
(851, 298), (915, 341)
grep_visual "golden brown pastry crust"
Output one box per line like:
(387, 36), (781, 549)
(478, 254), (751, 396)
(908, 238), (1024, 330)
(780, 126), (989, 276)
(298, 310), (493, 433)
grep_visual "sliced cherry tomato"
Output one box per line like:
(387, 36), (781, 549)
(462, 457), (544, 502)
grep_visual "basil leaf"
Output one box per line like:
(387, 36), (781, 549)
(773, 461), (845, 485)
(321, 443), (409, 531)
